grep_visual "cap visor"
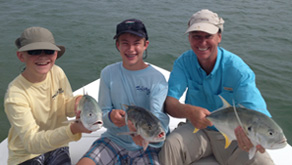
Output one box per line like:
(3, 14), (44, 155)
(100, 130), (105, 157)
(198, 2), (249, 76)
(185, 23), (219, 34)
(113, 31), (145, 39)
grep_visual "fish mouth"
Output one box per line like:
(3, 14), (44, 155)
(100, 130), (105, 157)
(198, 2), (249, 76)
(93, 121), (103, 125)
(150, 132), (166, 142)
(158, 132), (165, 138)
(279, 138), (287, 145)
(271, 138), (288, 149)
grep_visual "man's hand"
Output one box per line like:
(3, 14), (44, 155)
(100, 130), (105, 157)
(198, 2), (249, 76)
(235, 126), (265, 153)
(187, 105), (212, 129)
(164, 97), (212, 130)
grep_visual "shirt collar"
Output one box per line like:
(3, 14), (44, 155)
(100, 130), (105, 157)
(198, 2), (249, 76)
(195, 47), (222, 77)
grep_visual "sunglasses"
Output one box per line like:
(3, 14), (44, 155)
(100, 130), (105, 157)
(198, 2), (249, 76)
(27, 50), (55, 55)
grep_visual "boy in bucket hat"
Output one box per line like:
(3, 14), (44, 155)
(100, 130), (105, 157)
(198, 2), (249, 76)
(77, 19), (169, 165)
(159, 9), (274, 164)
(4, 27), (91, 165)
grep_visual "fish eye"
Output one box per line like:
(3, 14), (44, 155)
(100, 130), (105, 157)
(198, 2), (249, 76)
(248, 126), (252, 131)
(268, 130), (274, 136)
(148, 124), (152, 130)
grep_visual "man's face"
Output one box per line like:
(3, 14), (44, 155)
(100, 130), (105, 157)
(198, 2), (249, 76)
(188, 31), (222, 63)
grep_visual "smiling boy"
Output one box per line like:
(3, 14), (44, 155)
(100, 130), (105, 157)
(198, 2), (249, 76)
(78, 19), (169, 165)
(4, 27), (91, 165)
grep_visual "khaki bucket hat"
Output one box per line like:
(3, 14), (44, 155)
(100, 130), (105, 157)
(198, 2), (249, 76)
(15, 27), (65, 59)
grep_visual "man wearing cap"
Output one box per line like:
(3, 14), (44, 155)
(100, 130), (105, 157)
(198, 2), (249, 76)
(159, 9), (274, 164)
(77, 19), (169, 165)
(4, 27), (91, 165)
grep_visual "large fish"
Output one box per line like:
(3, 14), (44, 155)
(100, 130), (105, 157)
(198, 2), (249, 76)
(119, 105), (165, 150)
(193, 96), (287, 159)
(77, 95), (103, 131)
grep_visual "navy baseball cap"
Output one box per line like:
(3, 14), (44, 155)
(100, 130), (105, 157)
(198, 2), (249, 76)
(113, 19), (148, 40)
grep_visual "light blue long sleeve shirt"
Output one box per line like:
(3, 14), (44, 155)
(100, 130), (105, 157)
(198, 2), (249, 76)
(98, 62), (169, 150)
(168, 47), (271, 130)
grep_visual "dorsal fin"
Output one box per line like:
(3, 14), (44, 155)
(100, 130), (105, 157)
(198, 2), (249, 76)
(122, 104), (129, 110)
(218, 95), (231, 108)
(82, 87), (88, 95)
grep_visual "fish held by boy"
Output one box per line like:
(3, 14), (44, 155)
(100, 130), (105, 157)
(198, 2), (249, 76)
(118, 104), (165, 150)
(193, 96), (287, 159)
(78, 94), (103, 131)
(67, 94), (103, 131)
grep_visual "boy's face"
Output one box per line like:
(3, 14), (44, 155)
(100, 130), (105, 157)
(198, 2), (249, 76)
(116, 33), (149, 70)
(17, 50), (58, 82)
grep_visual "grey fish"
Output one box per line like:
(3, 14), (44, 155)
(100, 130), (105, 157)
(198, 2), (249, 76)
(78, 95), (103, 131)
(119, 104), (165, 150)
(193, 96), (287, 159)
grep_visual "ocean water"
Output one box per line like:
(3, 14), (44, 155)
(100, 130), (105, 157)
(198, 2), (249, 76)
(0, 0), (291, 145)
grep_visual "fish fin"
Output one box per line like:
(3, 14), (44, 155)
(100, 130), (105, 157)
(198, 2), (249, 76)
(142, 140), (149, 151)
(193, 128), (200, 133)
(222, 132), (232, 149)
(232, 100), (244, 129)
(248, 147), (257, 159)
(218, 95), (231, 108)
(231, 100), (248, 135)
(122, 104), (129, 110)
(82, 87), (87, 95)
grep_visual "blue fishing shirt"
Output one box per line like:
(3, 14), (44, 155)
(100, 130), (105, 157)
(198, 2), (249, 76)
(168, 47), (271, 130)
(98, 62), (169, 151)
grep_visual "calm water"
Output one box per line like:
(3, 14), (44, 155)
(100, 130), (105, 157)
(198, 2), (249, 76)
(0, 0), (291, 144)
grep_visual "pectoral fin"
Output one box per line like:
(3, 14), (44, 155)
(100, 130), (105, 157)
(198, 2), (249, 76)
(222, 132), (232, 149)
(248, 147), (257, 159)
(142, 140), (149, 151)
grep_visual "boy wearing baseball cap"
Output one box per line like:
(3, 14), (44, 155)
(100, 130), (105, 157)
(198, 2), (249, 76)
(4, 27), (91, 165)
(159, 9), (273, 164)
(78, 19), (169, 165)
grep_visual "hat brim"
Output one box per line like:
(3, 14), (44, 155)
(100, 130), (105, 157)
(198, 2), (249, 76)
(16, 40), (65, 59)
(185, 22), (219, 34)
(113, 30), (146, 39)
(18, 42), (60, 52)
(57, 45), (65, 59)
